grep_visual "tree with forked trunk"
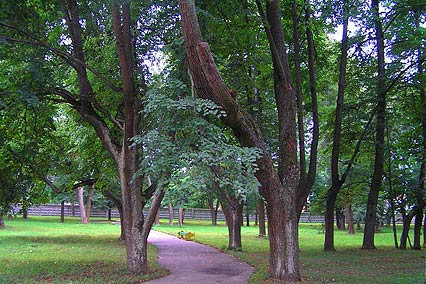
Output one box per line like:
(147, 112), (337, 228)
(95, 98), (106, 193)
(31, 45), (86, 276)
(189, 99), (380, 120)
(0, 0), (164, 274)
(179, 0), (300, 280)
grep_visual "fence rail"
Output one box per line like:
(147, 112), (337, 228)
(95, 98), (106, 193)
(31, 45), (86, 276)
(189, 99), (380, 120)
(12, 204), (331, 223)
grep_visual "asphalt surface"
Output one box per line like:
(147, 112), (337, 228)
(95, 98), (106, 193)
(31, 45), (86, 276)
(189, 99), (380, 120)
(145, 230), (253, 284)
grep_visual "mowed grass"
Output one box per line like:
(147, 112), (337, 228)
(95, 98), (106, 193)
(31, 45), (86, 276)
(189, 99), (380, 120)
(153, 220), (426, 284)
(0, 216), (168, 284)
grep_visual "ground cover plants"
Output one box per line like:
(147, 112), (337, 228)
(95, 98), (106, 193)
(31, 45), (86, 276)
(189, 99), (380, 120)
(0, 217), (168, 284)
(153, 220), (425, 284)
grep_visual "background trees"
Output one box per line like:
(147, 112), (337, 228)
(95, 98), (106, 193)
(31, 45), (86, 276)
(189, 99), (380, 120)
(1, 0), (425, 282)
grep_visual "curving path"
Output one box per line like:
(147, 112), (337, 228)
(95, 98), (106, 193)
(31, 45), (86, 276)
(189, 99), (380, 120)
(146, 230), (253, 284)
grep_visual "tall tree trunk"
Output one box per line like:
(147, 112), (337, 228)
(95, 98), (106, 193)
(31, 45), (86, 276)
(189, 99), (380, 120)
(77, 187), (88, 224)
(208, 198), (219, 226)
(178, 207), (185, 227)
(179, 0), (300, 280)
(60, 200), (65, 223)
(345, 204), (355, 234)
(423, 213), (426, 248)
(85, 186), (95, 223)
(154, 210), (160, 226)
(296, 2), (320, 215)
(336, 208), (346, 230)
(413, 210), (423, 250)
(324, 0), (349, 252)
(415, 9), (426, 250)
(168, 202), (174, 225)
(220, 193), (243, 250)
(257, 197), (266, 237)
(399, 211), (411, 249)
(362, 0), (387, 250)
(0, 215), (4, 228)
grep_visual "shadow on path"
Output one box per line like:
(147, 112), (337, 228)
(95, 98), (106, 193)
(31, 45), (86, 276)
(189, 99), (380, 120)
(146, 230), (253, 284)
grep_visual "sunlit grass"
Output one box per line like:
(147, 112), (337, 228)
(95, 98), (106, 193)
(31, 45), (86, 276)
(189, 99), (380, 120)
(0, 216), (168, 284)
(154, 219), (425, 284)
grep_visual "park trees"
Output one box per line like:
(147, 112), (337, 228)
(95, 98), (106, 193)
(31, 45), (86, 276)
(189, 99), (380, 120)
(0, 0), (167, 273)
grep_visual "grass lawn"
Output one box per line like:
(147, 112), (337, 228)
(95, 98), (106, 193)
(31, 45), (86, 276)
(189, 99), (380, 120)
(153, 219), (426, 284)
(0, 216), (168, 284)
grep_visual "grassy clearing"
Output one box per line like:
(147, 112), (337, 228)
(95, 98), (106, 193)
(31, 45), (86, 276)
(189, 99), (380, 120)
(0, 216), (168, 284)
(153, 220), (425, 284)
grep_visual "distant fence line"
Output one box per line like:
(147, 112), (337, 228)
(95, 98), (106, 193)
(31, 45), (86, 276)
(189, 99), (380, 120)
(12, 204), (327, 223)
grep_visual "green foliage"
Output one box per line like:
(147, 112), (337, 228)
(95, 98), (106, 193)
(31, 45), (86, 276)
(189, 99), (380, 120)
(133, 74), (260, 204)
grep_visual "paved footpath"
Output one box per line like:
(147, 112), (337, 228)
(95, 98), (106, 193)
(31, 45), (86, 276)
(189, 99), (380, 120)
(145, 230), (253, 284)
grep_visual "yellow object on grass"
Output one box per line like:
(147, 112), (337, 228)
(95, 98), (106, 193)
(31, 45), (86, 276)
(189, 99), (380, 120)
(177, 231), (195, 241)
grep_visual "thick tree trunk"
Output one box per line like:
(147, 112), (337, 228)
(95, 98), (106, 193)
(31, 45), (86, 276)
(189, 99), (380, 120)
(221, 196), (243, 250)
(257, 197), (266, 237)
(336, 208), (346, 230)
(168, 202), (174, 226)
(179, 0), (300, 280)
(399, 213), (412, 249)
(413, 210), (423, 250)
(178, 207), (184, 227)
(154, 210), (160, 226)
(324, 188), (338, 251)
(363, 0), (386, 250)
(0, 215), (4, 228)
(77, 187), (88, 224)
(60, 201), (65, 223)
(345, 204), (355, 234)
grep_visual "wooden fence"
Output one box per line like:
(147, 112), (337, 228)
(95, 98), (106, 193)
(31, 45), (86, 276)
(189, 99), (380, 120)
(11, 204), (327, 223)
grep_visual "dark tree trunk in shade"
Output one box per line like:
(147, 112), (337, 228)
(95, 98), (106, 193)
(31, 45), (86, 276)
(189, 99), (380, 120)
(336, 208), (345, 230)
(413, 210), (423, 250)
(0, 215), (4, 228)
(324, 0), (349, 252)
(423, 213), (426, 248)
(208, 198), (219, 226)
(221, 195), (243, 250)
(363, 0), (387, 250)
(61, 201), (65, 223)
(257, 198), (266, 237)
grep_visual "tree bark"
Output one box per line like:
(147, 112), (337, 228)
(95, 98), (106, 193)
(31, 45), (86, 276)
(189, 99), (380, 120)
(413, 210), (423, 250)
(362, 0), (387, 250)
(336, 208), (346, 230)
(168, 202), (174, 226)
(208, 198), (219, 226)
(179, 0), (300, 280)
(296, 2), (319, 215)
(85, 186), (95, 223)
(324, 0), (349, 252)
(60, 200), (65, 223)
(178, 207), (185, 227)
(77, 186), (88, 224)
(345, 204), (355, 234)
(257, 197), (266, 237)
(220, 194), (243, 250)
